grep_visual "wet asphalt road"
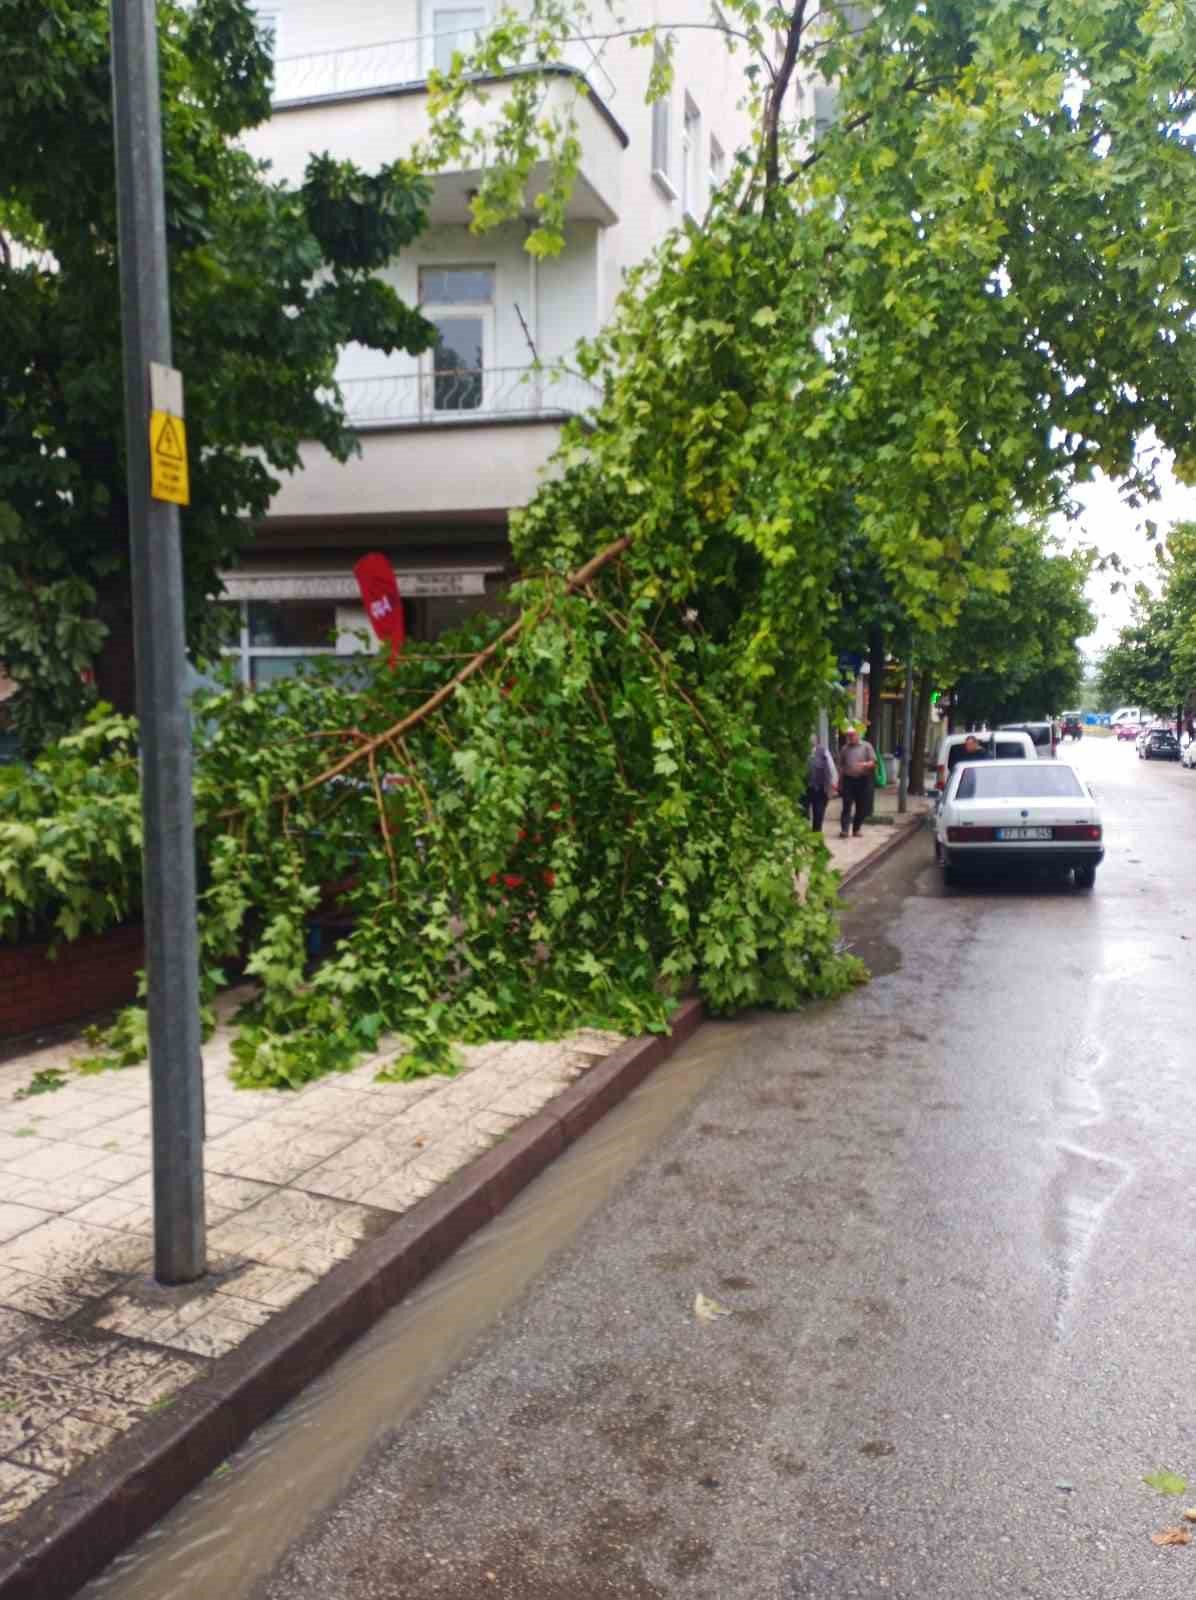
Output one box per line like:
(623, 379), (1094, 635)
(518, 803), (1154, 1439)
(255, 736), (1196, 1600)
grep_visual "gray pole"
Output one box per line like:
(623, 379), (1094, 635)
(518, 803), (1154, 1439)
(898, 647), (915, 815)
(110, 0), (206, 1282)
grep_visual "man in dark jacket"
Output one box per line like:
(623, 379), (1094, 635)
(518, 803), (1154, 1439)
(838, 726), (877, 837)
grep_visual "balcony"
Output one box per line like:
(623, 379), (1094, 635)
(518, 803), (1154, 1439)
(246, 45), (625, 225)
(336, 365), (601, 429)
(271, 25), (617, 108)
(262, 364), (599, 526)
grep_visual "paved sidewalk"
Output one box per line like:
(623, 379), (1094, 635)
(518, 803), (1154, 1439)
(0, 1010), (625, 1530)
(823, 782), (931, 878)
(0, 794), (928, 1582)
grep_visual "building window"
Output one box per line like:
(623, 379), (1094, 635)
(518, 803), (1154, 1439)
(682, 96), (702, 219)
(651, 45), (673, 192)
(419, 265), (495, 413)
(429, 5), (487, 74)
(709, 135), (726, 194)
(813, 84), (840, 142)
(221, 601), (341, 687)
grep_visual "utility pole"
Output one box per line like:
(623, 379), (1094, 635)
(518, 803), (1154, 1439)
(898, 647), (915, 815)
(110, 0), (206, 1282)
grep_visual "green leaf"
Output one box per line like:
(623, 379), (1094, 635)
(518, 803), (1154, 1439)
(1144, 1471), (1188, 1497)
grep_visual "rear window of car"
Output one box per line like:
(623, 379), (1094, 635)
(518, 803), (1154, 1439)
(993, 740), (1028, 759)
(955, 765), (1085, 800)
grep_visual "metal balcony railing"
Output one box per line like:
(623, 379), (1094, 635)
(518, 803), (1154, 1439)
(335, 365), (601, 427)
(272, 25), (615, 105)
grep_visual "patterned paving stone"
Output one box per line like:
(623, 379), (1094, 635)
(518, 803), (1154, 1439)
(0, 1012), (629, 1535)
(0, 1462), (57, 1525)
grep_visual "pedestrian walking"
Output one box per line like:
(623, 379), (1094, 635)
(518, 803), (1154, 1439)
(838, 725), (877, 837)
(804, 734), (838, 833)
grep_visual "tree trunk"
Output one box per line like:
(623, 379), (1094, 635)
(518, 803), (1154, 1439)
(909, 666), (934, 794)
(865, 625), (886, 751)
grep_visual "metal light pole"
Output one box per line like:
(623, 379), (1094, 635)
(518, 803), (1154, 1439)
(898, 647), (915, 815)
(110, 0), (206, 1282)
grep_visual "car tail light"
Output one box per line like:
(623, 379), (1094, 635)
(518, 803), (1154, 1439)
(936, 765), (946, 790)
(947, 826), (996, 842)
(1053, 825), (1102, 841)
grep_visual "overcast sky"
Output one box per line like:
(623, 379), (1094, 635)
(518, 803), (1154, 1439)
(1051, 450), (1196, 663)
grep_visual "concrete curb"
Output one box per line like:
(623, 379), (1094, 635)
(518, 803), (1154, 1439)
(837, 809), (927, 891)
(0, 997), (705, 1600)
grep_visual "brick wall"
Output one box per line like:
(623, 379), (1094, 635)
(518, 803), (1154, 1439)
(0, 924), (145, 1040)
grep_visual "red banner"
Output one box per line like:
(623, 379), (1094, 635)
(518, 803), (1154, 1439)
(353, 553), (406, 665)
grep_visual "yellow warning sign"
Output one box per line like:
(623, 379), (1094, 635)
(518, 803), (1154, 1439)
(149, 410), (190, 506)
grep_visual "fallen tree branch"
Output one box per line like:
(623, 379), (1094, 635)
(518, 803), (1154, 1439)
(221, 535), (632, 818)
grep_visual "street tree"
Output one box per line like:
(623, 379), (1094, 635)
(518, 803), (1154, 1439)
(944, 531), (1095, 727)
(1099, 522), (1196, 719)
(0, 0), (435, 747)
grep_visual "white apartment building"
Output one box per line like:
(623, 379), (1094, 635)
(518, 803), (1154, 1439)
(222, 1), (755, 685)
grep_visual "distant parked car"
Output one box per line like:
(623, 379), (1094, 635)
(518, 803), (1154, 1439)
(1142, 729), (1181, 761)
(1116, 721), (1140, 741)
(1060, 715), (1083, 741)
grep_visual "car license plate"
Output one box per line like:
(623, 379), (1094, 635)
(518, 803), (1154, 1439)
(996, 826), (1052, 841)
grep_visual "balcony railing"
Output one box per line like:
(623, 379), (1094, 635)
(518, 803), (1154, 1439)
(272, 25), (615, 105)
(335, 365), (601, 428)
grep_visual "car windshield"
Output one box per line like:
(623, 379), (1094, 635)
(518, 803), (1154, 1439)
(955, 765), (1085, 801)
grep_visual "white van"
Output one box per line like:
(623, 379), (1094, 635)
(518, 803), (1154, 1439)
(933, 730), (1037, 797)
(1111, 707), (1142, 726)
(997, 720), (1057, 760)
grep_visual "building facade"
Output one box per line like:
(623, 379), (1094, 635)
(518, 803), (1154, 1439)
(224, 0), (756, 682)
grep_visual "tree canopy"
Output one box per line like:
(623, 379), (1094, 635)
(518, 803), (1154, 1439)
(0, 0), (435, 747)
(1099, 521), (1196, 715)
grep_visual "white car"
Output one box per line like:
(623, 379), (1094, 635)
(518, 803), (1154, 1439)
(934, 758), (1103, 889)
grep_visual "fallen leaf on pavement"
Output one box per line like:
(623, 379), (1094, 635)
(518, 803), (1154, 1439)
(694, 1292), (732, 1323)
(1150, 1528), (1191, 1547)
(1183, 1509), (1196, 1523)
(1144, 1470), (1188, 1496)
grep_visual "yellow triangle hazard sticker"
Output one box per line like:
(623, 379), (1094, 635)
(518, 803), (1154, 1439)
(155, 415), (184, 461)
(149, 409), (190, 505)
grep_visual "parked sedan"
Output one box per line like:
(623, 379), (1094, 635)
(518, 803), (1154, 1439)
(1115, 721), (1140, 741)
(1143, 729), (1181, 761)
(934, 759), (1103, 888)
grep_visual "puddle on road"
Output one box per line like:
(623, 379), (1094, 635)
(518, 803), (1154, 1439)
(80, 1019), (756, 1600)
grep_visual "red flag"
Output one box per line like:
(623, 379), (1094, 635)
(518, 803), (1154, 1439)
(353, 553), (406, 665)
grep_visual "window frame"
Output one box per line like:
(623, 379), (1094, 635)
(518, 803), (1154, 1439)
(418, 264), (496, 417)
(709, 134), (726, 195)
(681, 95), (703, 220)
(650, 44), (675, 197)
(221, 600), (344, 688)
(423, 1), (491, 75)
